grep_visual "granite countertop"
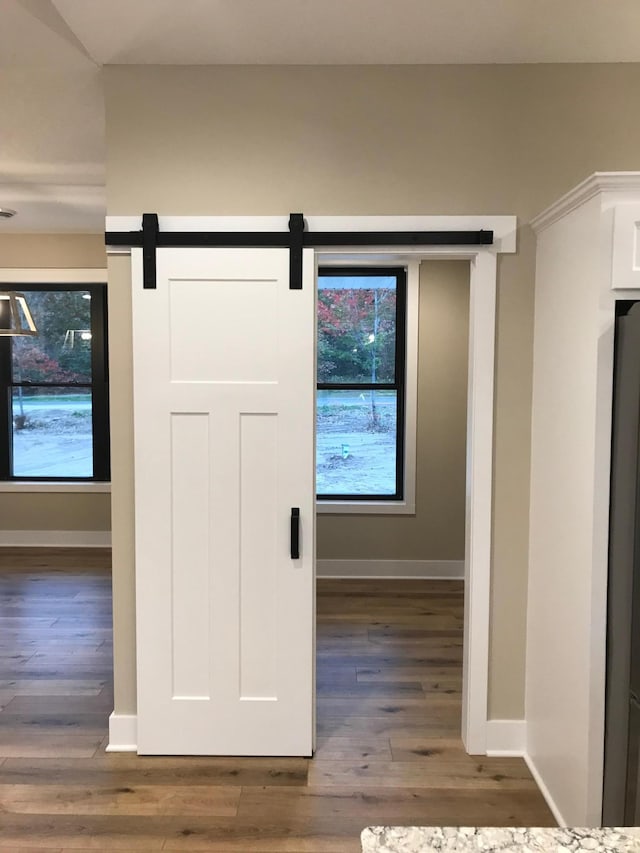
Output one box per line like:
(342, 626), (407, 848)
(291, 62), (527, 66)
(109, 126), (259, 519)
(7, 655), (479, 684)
(361, 827), (640, 852)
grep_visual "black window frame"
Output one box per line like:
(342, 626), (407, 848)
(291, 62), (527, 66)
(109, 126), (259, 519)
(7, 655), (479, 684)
(316, 265), (407, 502)
(0, 282), (110, 482)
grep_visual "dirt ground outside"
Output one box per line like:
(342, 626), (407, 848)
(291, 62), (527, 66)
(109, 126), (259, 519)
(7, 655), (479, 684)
(11, 392), (398, 490)
(11, 394), (93, 477)
(316, 392), (397, 495)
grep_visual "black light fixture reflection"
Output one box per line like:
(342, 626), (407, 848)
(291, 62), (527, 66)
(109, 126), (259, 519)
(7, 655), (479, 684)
(0, 292), (38, 337)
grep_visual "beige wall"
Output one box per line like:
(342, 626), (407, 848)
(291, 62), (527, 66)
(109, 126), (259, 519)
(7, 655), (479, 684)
(0, 492), (110, 531)
(0, 234), (106, 269)
(319, 260), (469, 560)
(104, 63), (640, 721)
(0, 234), (110, 533)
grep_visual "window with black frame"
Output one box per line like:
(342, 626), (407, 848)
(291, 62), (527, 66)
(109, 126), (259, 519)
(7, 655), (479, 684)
(316, 267), (406, 501)
(0, 284), (110, 481)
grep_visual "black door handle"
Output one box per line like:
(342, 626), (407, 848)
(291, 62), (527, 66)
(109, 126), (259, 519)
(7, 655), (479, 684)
(290, 508), (300, 559)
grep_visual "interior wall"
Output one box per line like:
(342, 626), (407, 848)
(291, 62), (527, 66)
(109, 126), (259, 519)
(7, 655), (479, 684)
(0, 493), (110, 532)
(0, 234), (106, 269)
(0, 233), (110, 533)
(527, 195), (605, 825)
(104, 63), (640, 722)
(318, 259), (469, 559)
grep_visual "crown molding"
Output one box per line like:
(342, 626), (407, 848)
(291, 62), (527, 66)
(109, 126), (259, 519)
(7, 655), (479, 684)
(531, 172), (640, 234)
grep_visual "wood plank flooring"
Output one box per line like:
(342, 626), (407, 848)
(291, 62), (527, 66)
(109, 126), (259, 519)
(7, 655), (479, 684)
(0, 557), (554, 852)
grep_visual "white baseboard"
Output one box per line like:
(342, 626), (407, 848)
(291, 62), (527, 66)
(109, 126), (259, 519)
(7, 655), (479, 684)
(106, 712), (137, 752)
(485, 721), (566, 827)
(316, 559), (464, 579)
(0, 530), (111, 548)
(524, 752), (567, 828)
(485, 719), (526, 756)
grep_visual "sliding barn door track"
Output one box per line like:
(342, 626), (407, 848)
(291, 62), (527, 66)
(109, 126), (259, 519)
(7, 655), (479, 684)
(105, 213), (494, 290)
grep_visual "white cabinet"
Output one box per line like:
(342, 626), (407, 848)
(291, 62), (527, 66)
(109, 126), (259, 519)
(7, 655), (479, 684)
(612, 203), (640, 290)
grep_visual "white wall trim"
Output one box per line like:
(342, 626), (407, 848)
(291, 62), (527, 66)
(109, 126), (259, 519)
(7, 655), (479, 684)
(0, 482), (110, 493)
(530, 172), (640, 234)
(316, 500), (415, 515)
(0, 268), (107, 283)
(317, 559), (463, 579)
(106, 713), (137, 752)
(524, 752), (568, 828)
(484, 718), (568, 825)
(485, 719), (526, 756)
(461, 250), (497, 756)
(403, 260), (419, 516)
(107, 214), (515, 760)
(0, 530), (111, 547)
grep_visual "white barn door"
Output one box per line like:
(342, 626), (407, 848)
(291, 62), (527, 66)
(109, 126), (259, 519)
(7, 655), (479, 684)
(131, 247), (315, 755)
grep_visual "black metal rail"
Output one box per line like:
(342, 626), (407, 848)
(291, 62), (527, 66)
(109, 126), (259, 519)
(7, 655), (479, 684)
(105, 213), (494, 290)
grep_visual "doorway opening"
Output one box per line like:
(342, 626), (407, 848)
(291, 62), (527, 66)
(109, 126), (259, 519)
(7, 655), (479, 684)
(307, 234), (501, 757)
(314, 256), (470, 755)
(314, 256), (471, 766)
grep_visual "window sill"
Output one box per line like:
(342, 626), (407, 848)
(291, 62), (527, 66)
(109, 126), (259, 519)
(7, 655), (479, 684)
(0, 482), (111, 494)
(316, 500), (415, 515)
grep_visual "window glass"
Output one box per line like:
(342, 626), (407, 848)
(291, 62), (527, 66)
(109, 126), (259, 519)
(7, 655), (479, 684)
(0, 285), (109, 482)
(11, 387), (93, 478)
(316, 268), (405, 501)
(11, 290), (92, 384)
(316, 388), (397, 496)
(317, 275), (397, 384)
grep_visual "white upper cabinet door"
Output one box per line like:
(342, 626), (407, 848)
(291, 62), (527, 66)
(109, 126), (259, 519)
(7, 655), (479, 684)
(612, 204), (640, 290)
(131, 247), (315, 756)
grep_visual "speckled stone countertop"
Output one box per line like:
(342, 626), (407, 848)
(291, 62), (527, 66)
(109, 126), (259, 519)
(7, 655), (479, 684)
(361, 827), (640, 852)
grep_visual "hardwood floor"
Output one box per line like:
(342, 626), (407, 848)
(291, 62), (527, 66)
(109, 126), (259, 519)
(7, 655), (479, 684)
(0, 557), (554, 852)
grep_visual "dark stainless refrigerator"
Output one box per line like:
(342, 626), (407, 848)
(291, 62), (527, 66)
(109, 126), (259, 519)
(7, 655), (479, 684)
(604, 301), (640, 825)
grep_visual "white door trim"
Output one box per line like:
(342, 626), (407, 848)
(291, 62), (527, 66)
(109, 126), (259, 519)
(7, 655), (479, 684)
(106, 214), (517, 756)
